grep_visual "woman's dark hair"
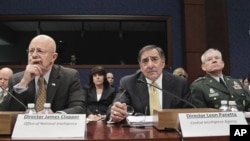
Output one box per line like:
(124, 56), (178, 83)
(242, 76), (248, 83)
(88, 65), (110, 88)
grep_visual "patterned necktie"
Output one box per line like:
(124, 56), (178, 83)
(36, 77), (47, 111)
(0, 90), (4, 103)
(149, 82), (161, 115)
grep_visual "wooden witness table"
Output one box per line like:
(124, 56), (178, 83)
(0, 120), (229, 141)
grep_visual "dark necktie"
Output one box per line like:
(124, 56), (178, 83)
(219, 78), (227, 88)
(36, 77), (47, 111)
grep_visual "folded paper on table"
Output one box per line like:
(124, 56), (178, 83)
(244, 112), (250, 122)
(179, 111), (248, 137)
(12, 114), (86, 139)
(126, 116), (154, 127)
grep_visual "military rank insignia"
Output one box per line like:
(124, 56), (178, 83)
(232, 81), (242, 90)
(208, 88), (219, 97)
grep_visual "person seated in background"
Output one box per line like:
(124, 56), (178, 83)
(242, 75), (250, 90)
(84, 66), (117, 121)
(190, 48), (250, 111)
(70, 54), (77, 65)
(107, 44), (192, 123)
(173, 67), (188, 79)
(0, 34), (86, 114)
(106, 72), (115, 87)
(0, 67), (13, 104)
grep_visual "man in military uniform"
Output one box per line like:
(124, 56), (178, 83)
(190, 48), (250, 111)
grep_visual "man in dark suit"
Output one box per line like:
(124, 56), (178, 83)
(0, 67), (13, 104)
(107, 45), (191, 123)
(0, 34), (86, 114)
(190, 48), (250, 111)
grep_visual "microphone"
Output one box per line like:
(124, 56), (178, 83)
(137, 79), (196, 108)
(0, 86), (27, 110)
(118, 88), (126, 100)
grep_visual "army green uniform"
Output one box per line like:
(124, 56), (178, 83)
(190, 75), (250, 111)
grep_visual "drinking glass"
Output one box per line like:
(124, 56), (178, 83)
(126, 105), (134, 116)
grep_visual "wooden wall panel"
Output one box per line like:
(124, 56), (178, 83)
(184, 5), (206, 52)
(182, 0), (229, 83)
(186, 53), (205, 84)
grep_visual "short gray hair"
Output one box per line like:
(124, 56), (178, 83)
(201, 48), (222, 64)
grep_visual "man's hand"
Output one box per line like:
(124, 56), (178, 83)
(110, 102), (128, 123)
(19, 64), (43, 88)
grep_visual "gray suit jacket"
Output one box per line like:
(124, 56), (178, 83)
(107, 71), (191, 116)
(0, 65), (86, 114)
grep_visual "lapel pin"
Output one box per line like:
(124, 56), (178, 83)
(52, 83), (56, 86)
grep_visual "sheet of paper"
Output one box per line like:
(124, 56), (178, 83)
(12, 114), (86, 139)
(179, 112), (248, 137)
(126, 116), (154, 127)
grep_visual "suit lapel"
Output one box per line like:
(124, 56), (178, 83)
(46, 65), (60, 103)
(162, 72), (175, 108)
(100, 88), (108, 100)
(137, 75), (149, 113)
(224, 77), (238, 95)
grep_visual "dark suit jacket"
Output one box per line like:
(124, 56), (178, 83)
(191, 75), (250, 111)
(83, 85), (116, 116)
(0, 65), (86, 114)
(108, 71), (191, 116)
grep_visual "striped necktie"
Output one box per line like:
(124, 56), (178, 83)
(0, 90), (4, 103)
(36, 77), (47, 111)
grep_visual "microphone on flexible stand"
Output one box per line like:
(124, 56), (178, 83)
(118, 88), (126, 100)
(0, 86), (27, 110)
(137, 79), (196, 108)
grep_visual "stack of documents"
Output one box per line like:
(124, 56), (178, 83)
(244, 112), (250, 122)
(126, 116), (154, 127)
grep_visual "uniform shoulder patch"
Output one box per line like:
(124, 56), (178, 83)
(224, 75), (232, 78)
(193, 77), (205, 83)
(224, 75), (232, 81)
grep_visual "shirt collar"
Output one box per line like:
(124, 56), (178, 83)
(145, 73), (163, 88)
(35, 69), (52, 85)
(211, 75), (224, 82)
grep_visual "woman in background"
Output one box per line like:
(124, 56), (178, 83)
(173, 67), (188, 79)
(83, 66), (117, 121)
(242, 76), (250, 90)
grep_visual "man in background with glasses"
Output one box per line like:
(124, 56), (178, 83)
(0, 34), (86, 114)
(106, 45), (192, 123)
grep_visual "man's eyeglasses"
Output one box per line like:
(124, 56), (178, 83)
(26, 49), (55, 55)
